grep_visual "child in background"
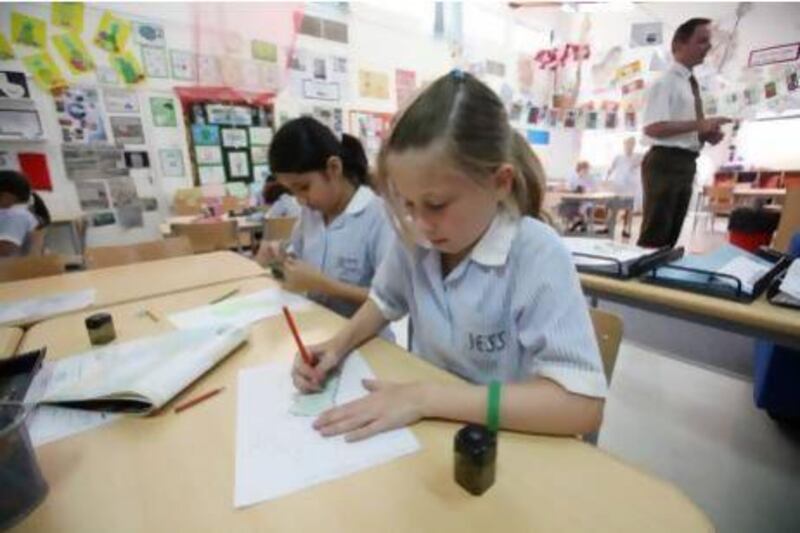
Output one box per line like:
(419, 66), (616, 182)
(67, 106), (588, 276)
(263, 178), (301, 219)
(605, 137), (642, 238)
(293, 71), (606, 442)
(0, 170), (41, 258)
(256, 117), (394, 320)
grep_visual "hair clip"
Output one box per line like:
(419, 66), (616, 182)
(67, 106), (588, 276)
(451, 68), (465, 81)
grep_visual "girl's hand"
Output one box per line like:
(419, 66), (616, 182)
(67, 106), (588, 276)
(255, 240), (285, 267)
(313, 380), (427, 442)
(282, 257), (326, 293)
(292, 340), (344, 393)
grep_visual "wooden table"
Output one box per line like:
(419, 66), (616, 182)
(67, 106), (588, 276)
(580, 273), (800, 349)
(0, 326), (23, 358)
(559, 192), (634, 237)
(0, 252), (264, 328)
(159, 214), (265, 239)
(15, 277), (712, 532)
(732, 187), (786, 208)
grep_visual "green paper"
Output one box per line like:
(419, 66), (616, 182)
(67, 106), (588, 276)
(0, 33), (15, 60)
(150, 97), (177, 127)
(11, 12), (47, 48)
(251, 39), (277, 62)
(110, 51), (145, 85)
(52, 32), (95, 74)
(289, 373), (340, 417)
(94, 11), (131, 53)
(52, 2), (85, 33)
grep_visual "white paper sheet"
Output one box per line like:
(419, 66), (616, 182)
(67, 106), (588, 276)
(779, 259), (800, 300)
(168, 288), (312, 330)
(716, 256), (771, 294)
(0, 289), (96, 325)
(564, 237), (653, 267)
(234, 353), (420, 507)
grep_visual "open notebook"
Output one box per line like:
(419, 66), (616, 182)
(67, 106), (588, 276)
(564, 237), (682, 278)
(29, 326), (248, 415)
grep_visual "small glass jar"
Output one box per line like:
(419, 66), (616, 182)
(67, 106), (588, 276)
(85, 313), (116, 345)
(454, 424), (497, 496)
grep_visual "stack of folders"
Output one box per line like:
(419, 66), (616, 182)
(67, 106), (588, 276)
(564, 237), (684, 279)
(644, 243), (792, 302)
(767, 259), (800, 309)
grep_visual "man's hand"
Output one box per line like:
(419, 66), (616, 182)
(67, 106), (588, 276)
(698, 117), (732, 136)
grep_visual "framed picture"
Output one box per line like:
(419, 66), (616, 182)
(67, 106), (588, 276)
(0, 109), (43, 139)
(141, 45), (169, 78)
(748, 42), (800, 68)
(159, 148), (185, 177)
(227, 150), (250, 179)
(170, 49), (197, 81)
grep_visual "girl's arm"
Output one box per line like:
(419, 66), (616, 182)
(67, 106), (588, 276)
(281, 257), (369, 304)
(313, 376), (603, 442)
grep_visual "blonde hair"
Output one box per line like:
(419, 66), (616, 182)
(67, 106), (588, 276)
(375, 71), (546, 239)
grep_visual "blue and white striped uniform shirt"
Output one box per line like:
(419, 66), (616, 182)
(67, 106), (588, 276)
(369, 210), (607, 398)
(289, 186), (394, 319)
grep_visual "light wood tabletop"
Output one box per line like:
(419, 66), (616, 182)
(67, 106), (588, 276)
(580, 273), (800, 349)
(0, 251), (265, 328)
(732, 187), (786, 198)
(0, 326), (23, 358)
(16, 277), (712, 532)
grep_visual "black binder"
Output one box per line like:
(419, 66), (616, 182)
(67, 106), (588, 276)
(572, 245), (684, 279)
(766, 268), (800, 310)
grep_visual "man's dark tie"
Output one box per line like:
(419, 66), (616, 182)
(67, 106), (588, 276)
(689, 74), (704, 121)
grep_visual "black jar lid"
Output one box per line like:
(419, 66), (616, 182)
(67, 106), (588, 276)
(85, 313), (112, 329)
(454, 424), (497, 464)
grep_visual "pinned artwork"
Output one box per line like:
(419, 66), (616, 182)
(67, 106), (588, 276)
(52, 3), (85, 33)
(358, 70), (390, 99)
(198, 165), (226, 184)
(133, 22), (166, 47)
(94, 11), (131, 53)
(526, 129), (550, 146)
(630, 22), (663, 48)
(76, 180), (110, 211)
(110, 116), (146, 145)
(227, 151), (250, 178)
(0, 71), (30, 98)
(195, 146), (223, 166)
(395, 69), (417, 108)
(192, 124), (220, 146)
(252, 40), (278, 62)
(0, 34), (15, 60)
(198, 55), (222, 84)
(109, 51), (146, 86)
(170, 50), (197, 81)
(91, 211), (116, 227)
(54, 87), (107, 144)
(222, 128), (249, 149)
(96, 66), (120, 86)
(124, 150), (150, 169)
(22, 52), (67, 92)
(11, 12), (46, 48)
(159, 148), (185, 177)
(150, 97), (177, 127)
(52, 32), (95, 75)
(141, 45), (169, 79)
(103, 87), (139, 114)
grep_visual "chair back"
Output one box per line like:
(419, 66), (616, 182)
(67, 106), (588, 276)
(263, 217), (297, 241)
(171, 221), (239, 253)
(85, 237), (193, 269)
(0, 255), (65, 282)
(773, 186), (800, 253)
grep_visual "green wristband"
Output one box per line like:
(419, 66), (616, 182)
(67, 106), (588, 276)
(486, 380), (501, 433)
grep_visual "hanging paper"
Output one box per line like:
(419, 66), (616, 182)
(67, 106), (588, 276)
(252, 40), (278, 62)
(96, 66), (119, 86)
(102, 87), (138, 113)
(52, 32), (95, 75)
(526, 130), (550, 146)
(133, 22), (166, 47)
(395, 69), (417, 108)
(0, 71), (30, 98)
(22, 52), (67, 93)
(198, 55), (222, 85)
(198, 165), (226, 184)
(0, 33), (15, 60)
(110, 116), (145, 145)
(94, 11), (131, 53)
(195, 146), (223, 166)
(170, 50), (197, 81)
(11, 12), (47, 48)
(358, 70), (390, 99)
(150, 97), (177, 127)
(109, 51), (145, 85)
(52, 2), (85, 33)
(54, 87), (107, 143)
(141, 45), (169, 78)
(192, 124), (220, 146)
(159, 149), (185, 177)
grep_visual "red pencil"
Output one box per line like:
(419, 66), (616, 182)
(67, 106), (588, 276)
(174, 387), (224, 414)
(282, 306), (313, 366)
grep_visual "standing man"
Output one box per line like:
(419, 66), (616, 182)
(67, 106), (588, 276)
(638, 18), (732, 248)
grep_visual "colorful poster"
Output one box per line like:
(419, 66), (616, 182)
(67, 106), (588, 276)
(615, 60), (642, 83)
(159, 148), (184, 177)
(170, 50), (197, 81)
(252, 40), (277, 62)
(94, 11), (131, 53)
(52, 2), (85, 33)
(103, 87), (138, 113)
(141, 45), (169, 78)
(0, 34), (14, 60)
(110, 116), (145, 145)
(395, 69), (417, 108)
(52, 32), (94, 75)
(76, 180), (110, 211)
(526, 129), (550, 145)
(195, 146), (223, 166)
(109, 51), (145, 85)
(764, 80), (778, 100)
(150, 97), (177, 127)
(358, 70), (390, 99)
(222, 128), (248, 148)
(192, 124), (220, 146)
(11, 12), (46, 48)
(22, 52), (67, 92)
(133, 22), (165, 47)
(621, 78), (645, 95)
(54, 86), (107, 143)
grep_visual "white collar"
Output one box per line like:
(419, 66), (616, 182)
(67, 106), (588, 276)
(468, 209), (518, 267)
(670, 62), (693, 79)
(344, 186), (373, 216)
